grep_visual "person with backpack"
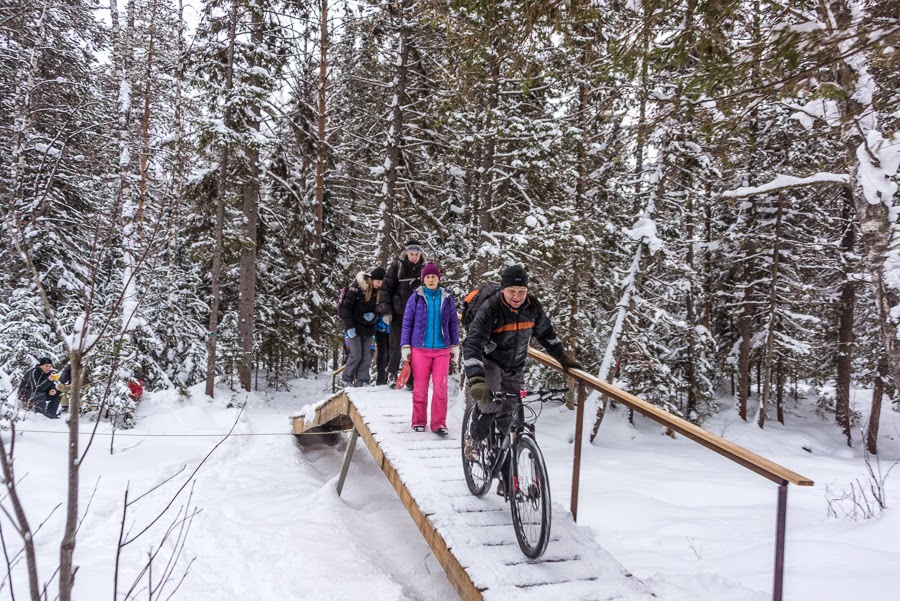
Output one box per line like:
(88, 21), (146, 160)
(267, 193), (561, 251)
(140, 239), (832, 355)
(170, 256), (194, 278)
(340, 269), (384, 387)
(400, 262), (459, 434)
(462, 265), (582, 488)
(378, 239), (426, 387)
(17, 357), (61, 419)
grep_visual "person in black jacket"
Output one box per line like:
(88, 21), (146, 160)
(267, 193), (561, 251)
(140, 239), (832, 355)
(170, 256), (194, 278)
(377, 239), (426, 386)
(369, 266), (391, 385)
(462, 265), (581, 469)
(17, 357), (61, 418)
(340, 269), (383, 386)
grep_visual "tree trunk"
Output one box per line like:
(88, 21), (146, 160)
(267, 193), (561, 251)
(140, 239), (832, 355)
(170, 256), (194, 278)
(866, 355), (886, 454)
(832, 3), (900, 409)
(379, 0), (411, 265)
(758, 194), (784, 429)
(58, 352), (84, 601)
(567, 36), (592, 410)
(738, 0), (762, 422)
(237, 6), (264, 391)
(137, 0), (158, 245)
(477, 59), (500, 274)
(737, 302), (751, 420)
(835, 187), (856, 445)
(205, 3), (237, 398)
(111, 0), (137, 334)
(165, 0), (186, 351)
(684, 183), (697, 420)
(590, 148), (666, 442)
(309, 0), (328, 350)
(776, 358), (785, 424)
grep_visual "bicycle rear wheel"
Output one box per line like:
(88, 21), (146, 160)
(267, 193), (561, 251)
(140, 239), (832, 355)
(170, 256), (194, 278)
(509, 435), (551, 558)
(461, 403), (492, 497)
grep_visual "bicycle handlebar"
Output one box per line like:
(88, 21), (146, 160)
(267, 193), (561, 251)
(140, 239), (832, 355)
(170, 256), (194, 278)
(489, 387), (569, 402)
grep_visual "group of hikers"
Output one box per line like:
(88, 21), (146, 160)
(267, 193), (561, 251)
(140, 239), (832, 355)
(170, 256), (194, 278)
(339, 239), (583, 445)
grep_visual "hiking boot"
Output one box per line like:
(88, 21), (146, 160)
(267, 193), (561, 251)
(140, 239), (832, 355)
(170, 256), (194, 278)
(412, 425), (426, 432)
(496, 478), (506, 497)
(463, 434), (483, 461)
(435, 427), (449, 437)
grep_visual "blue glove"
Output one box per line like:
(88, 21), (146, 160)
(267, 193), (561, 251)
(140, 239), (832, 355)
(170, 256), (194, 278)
(363, 312), (375, 322)
(346, 328), (357, 338)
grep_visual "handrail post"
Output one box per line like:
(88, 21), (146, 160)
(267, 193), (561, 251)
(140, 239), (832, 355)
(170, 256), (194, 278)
(570, 382), (586, 521)
(773, 482), (788, 601)
(336, 427), (359, 497)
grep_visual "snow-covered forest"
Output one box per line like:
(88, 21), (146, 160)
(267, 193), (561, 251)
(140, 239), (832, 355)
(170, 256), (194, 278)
(2, 1), (900, 599)
(4, 0), (899, 443)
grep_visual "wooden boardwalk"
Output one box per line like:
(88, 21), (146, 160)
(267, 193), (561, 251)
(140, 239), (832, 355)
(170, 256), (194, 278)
(293, 387), (657, 601)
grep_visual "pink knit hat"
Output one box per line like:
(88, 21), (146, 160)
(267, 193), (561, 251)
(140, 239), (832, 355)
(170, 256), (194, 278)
(421, 262), (440, 279)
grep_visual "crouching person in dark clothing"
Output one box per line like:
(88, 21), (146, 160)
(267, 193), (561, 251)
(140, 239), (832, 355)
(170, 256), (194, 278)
(462, 265), (581, 492)
(17, 357), (61, 419)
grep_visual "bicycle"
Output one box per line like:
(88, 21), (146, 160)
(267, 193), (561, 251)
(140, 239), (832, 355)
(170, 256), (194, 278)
(460, 387), (568, 558)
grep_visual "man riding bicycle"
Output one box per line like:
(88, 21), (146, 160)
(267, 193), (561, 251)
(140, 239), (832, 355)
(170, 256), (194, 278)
(462, 265), (582, 474)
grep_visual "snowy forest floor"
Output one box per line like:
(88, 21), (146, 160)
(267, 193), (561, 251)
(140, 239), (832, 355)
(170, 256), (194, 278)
(3, 375), (899, 601)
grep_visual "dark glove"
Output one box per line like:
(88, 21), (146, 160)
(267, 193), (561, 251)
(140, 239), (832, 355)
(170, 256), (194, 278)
(557, 353), (583, 374)
(468, 376), (490, 404)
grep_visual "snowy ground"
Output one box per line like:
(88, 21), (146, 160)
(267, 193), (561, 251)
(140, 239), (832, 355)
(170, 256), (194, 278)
(2, 376), (898, 600)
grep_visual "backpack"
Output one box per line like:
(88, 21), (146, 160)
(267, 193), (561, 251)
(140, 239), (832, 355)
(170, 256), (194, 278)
(461, 282), (500, 328)
(337, 286), (349, 317)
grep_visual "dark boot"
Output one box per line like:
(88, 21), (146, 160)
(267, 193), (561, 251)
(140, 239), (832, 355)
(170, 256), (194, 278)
(45, 398), (60, 418)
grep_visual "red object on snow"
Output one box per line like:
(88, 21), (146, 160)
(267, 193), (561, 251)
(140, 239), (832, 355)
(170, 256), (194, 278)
(395, 360), (411, 390)
(127, 380), (144, 402)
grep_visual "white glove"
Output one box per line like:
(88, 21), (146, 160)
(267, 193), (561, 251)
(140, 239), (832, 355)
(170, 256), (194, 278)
(401, 346), (411, 362)
(450, 345), (460, 362)
(383, 314), (392, 325)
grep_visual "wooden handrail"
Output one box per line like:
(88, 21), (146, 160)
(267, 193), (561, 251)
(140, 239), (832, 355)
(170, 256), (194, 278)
(527, 347), (813, 487)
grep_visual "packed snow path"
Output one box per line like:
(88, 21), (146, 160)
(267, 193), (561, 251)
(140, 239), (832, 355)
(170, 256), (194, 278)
(293, 387), (658, 601)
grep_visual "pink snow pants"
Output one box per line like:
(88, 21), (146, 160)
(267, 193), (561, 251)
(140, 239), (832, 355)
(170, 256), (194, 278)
(410, 347), (451, 432)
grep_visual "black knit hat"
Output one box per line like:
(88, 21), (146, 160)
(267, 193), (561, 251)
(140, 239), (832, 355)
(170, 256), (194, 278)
(38, 357), (53, 366)
(500, 265), (529, 289)
(369, 266), (386, 280)
(404, 239), (423, 253)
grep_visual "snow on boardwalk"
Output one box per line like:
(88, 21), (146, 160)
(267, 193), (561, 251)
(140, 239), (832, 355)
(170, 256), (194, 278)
(293, 387), (658, 601)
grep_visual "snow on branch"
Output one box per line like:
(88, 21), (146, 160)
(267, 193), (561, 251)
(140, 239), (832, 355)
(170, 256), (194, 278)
(721, 173), (849, 198)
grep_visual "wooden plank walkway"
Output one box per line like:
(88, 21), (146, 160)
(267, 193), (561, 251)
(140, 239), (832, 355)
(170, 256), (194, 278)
(293, 387), (658, 601)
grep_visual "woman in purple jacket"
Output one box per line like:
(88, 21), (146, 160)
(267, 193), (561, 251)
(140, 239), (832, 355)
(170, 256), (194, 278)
(400, 262), (460, 435)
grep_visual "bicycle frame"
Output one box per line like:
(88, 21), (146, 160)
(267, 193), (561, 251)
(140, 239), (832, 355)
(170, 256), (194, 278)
(486, 391), (541, 500)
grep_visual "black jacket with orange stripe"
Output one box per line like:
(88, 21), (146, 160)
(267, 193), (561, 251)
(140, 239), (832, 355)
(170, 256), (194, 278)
(463, 291), (565, 379)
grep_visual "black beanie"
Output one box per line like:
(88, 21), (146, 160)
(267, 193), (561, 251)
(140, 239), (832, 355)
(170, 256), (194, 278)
(38, 357), (53, 366)
(500, 265), (529, 289)
(369, 266), (386, 280)
(404, 239), (423, 253)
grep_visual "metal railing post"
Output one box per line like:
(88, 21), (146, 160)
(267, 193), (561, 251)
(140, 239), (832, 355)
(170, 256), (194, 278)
(570, 382), (586, 521)
(336, 427), (359, 497)
(773, 482), (788, 601)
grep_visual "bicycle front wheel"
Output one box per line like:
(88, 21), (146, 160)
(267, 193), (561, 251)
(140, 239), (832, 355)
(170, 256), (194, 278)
(509, 435), (551, 558)
(461, 403), (492, 497)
